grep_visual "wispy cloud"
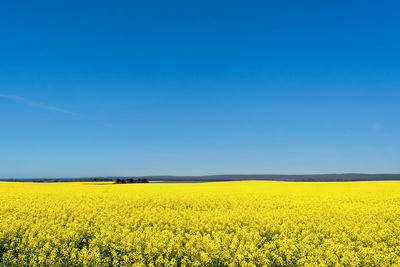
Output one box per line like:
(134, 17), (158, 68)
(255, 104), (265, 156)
(0, 94), (78, 116)
(373, 122), (381, 132)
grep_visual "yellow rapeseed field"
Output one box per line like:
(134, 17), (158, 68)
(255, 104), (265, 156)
(1, 181), (400, 266)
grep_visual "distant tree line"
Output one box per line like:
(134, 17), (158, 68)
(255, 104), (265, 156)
(114, 178), (149, 184)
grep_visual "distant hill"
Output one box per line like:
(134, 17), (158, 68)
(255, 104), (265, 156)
(1, 174), (400, 182)
(140, 174), (400, 181)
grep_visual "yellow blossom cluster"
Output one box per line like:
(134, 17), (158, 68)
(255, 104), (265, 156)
(1, 181), (400, 266)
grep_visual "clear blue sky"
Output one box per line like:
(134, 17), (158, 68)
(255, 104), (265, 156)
(1, 1), (399, 178)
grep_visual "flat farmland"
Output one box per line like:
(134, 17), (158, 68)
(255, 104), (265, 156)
(1, 181), (400, 266)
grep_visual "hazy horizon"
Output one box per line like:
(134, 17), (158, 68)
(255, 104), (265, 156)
(3, 173), (400, 180)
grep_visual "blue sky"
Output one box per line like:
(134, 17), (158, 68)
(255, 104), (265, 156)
(1, 0), (399, 178)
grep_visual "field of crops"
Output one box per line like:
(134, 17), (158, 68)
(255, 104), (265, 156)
(1, 181), (400, 266)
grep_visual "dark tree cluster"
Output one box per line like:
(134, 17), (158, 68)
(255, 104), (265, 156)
(114, 178), (149, 184)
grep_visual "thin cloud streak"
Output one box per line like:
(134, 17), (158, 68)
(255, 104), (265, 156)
(0, 94), (78, 116)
